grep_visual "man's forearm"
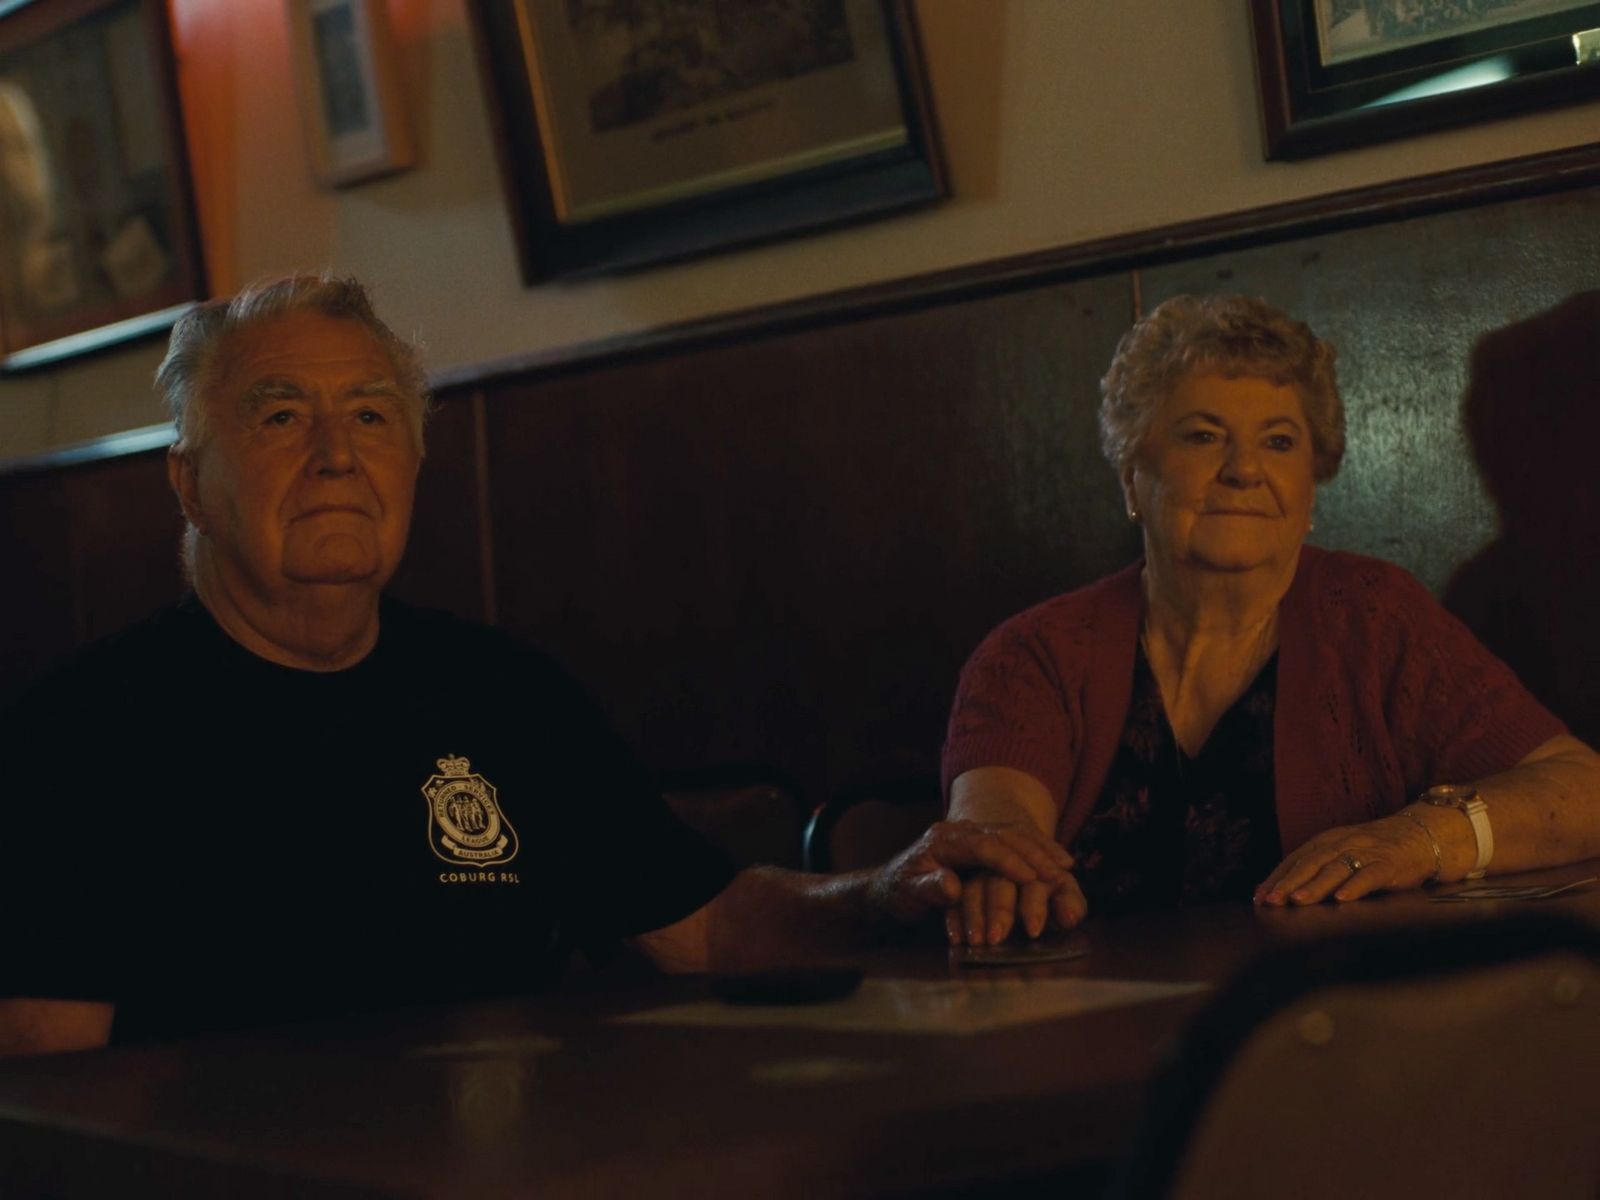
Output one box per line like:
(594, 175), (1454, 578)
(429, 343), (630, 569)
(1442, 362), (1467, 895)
(633, 819), (1075, 973)
(0, 999), (114, 1058)
(632, 866), (913, 975)
(703, 866), (900, 972)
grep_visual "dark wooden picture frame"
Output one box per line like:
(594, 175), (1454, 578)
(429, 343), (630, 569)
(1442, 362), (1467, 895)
(467, 0), (945, 282)
(1251, 0), (1600, 159)
(0, 0), (206, 369)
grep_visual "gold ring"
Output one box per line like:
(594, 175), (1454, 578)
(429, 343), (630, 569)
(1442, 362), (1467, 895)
(1338, 852), (1364, 873)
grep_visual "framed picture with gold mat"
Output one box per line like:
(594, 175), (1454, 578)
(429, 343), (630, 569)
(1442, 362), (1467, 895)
(0, 0), (206, 369)
(468, 0), (945, 281)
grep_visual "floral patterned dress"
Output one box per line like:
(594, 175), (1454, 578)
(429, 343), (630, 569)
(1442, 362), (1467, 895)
(1070, 644), (1282, 914)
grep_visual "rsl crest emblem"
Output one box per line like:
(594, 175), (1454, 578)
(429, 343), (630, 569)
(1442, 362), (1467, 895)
(422, 755), (519, 866)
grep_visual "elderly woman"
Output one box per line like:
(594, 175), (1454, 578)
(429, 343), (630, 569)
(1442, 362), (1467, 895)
(941, 294), (1600, 945)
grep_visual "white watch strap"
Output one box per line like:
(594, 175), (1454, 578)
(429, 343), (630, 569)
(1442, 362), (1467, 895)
(1462, 797), (1493, 880)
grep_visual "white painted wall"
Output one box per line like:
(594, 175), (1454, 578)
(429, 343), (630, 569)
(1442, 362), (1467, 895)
(3, 0), (1597, 459)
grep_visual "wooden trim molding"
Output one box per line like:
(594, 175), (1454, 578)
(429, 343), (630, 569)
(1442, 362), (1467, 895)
(5, 140), (1599, 477)
(430, 142), (1600, 392)
(0, 423), (174, 477)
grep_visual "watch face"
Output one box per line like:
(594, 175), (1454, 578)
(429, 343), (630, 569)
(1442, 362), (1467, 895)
(1423, 784), (1479, 806)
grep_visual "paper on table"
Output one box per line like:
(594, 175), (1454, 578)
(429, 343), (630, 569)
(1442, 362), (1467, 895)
(613, 976), (1208, 1036)
(1428, 876), (1598, 902)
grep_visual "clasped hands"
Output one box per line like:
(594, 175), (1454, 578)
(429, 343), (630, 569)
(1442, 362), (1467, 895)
(898, 810), (1446, 947)
(869, 818), (1086, 946)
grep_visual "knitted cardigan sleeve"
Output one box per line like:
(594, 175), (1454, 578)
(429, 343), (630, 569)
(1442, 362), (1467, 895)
(1274, 549), (1568, 852)
(1357, 557), (1566, 791)
(940, 601), (1082, 808)
(941, 551), (1565, 852)
(940, 566), (1142, 816)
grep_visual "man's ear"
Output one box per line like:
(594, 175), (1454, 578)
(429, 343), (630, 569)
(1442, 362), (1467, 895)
(167, 447), (205, 533)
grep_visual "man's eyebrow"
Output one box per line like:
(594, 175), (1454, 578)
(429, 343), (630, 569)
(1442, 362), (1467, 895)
(240, 377), (404, 409)
(241, 378), (309, 409)
(347, 378), (405, 400)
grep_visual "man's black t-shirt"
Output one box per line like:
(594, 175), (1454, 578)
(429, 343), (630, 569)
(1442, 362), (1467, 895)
(1, 596), (736, 1044)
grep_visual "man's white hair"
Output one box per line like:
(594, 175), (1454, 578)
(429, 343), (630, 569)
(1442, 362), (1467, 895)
(156, 272), (431, 455)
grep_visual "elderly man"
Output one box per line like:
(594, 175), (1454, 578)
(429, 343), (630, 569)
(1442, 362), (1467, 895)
(0, 276), (1068, 1056)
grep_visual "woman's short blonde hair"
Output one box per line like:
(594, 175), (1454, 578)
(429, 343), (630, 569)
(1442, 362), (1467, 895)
(1099, 294), (1345, 483)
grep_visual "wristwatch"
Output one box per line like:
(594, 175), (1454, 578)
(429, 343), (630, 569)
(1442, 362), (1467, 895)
(1420, 784), (1493, 880)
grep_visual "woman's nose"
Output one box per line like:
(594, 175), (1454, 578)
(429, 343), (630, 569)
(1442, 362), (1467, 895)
(1219, 443), (1263, 486)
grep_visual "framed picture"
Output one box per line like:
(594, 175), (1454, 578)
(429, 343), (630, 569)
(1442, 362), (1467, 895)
(0, 0), (205, 369)
(287, 0), (414, 187)
(1251, 0), (1600, 158)
(467, 0), (946, 281)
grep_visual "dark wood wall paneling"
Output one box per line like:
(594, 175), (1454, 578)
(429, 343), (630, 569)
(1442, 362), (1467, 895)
(482, 280), (1138, 806)
(1142, 186), (1600, 747)
(3, 183), (1597, 809)
(0, 453), (184, 708)
(387, 391), (493, 622)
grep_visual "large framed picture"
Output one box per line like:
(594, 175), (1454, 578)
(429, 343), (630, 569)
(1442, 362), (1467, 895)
(1251, 0), (1600, 158)
(467, 0), (945, 281)
(0, 0), (206, 369)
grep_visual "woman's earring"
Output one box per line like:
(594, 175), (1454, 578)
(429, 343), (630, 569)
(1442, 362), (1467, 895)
(1127, 507), (1140, 523)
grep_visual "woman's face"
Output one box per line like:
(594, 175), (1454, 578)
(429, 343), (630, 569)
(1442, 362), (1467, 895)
(1123, 371), (1316, 576)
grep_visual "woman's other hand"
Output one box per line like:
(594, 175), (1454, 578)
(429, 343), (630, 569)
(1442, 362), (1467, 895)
(1254, 810), (1442, 905)
(1257, 735), (1600, 905)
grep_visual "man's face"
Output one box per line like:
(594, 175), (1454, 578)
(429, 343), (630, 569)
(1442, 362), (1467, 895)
(173, 311), (422, 601)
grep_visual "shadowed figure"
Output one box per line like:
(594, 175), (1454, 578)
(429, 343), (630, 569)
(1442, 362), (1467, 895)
(1444, 291), (1600, 748)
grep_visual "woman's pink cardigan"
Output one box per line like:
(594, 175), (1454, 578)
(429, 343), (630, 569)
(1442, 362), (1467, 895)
(942, 547), (1565, 854)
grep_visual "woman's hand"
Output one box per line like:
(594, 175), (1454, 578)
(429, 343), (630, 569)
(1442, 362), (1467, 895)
(1254, 810), (1441, 905)
(865, 818), (1077, 926)
(945, 766), (1082, 943)
(945, 867), (1088, 945)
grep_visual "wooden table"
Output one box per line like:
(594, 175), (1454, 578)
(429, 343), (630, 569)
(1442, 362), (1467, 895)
(1, 863), (1596, 1199)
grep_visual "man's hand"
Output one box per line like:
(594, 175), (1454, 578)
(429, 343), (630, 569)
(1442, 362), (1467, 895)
(947, 868), (1088, 946)
(865, 819), (1074, 927)
(645, 819), (1078, 974)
